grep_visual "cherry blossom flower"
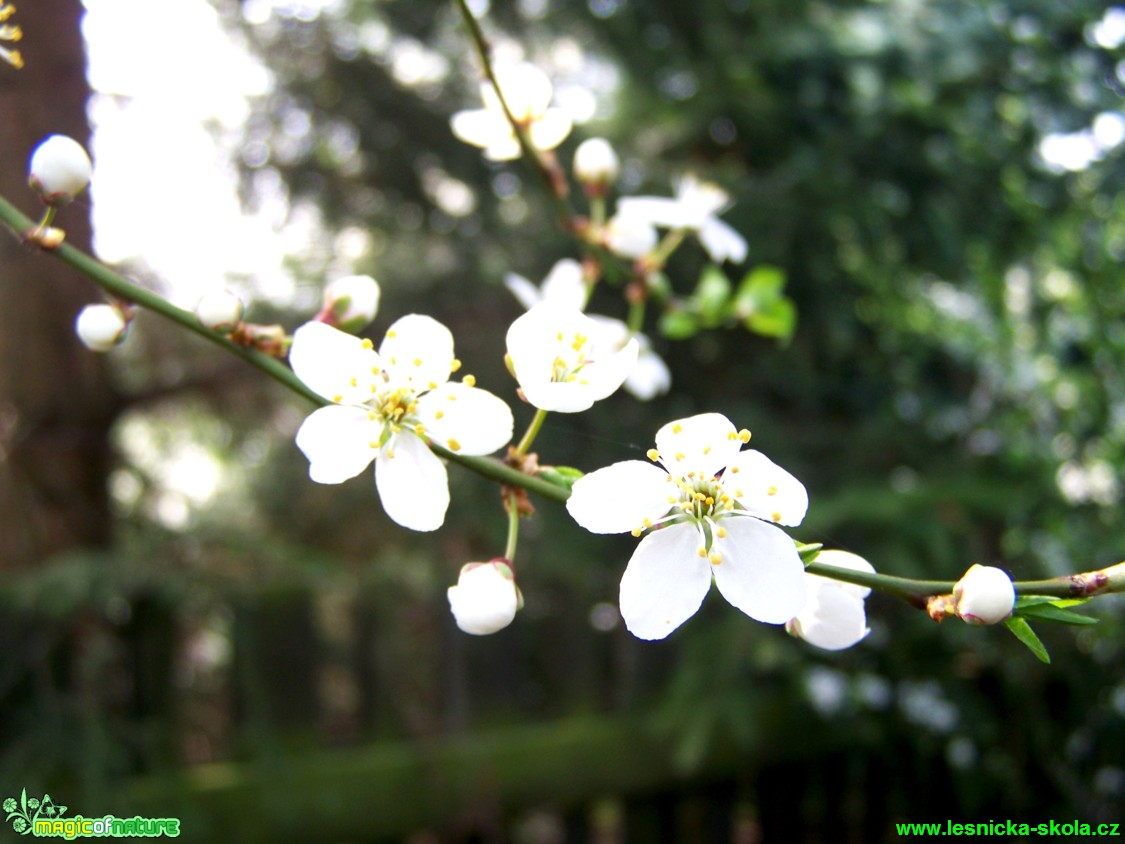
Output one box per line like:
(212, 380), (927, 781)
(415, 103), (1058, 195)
(447, 559), (522, 635)
(318, 275), (381, 333)
(28, 135), (92, 205)
(616, 174), (748, 263)
(953, 564), (1015, 625)
(289, 318), (513, 531)
(787, 550), (875, 650)
(603, 212), (659, 260)
(573, 137), (620, 189)
(506, 302), (638, 412)
(75, 303), (130, 352)
(450, 63), (572, 161)
(567, 413), (808, 639)
(505, 259), (670, 401)
(195, 290), (244, 333)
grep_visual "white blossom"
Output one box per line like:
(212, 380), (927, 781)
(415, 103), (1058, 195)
(567, 413), (808, 639)
(28, 135), (92, 205)
(320, 275), (381, 333)
(787, 550), (875, 650)
(450, 63), (572, 161)
(194, 290), (244, 333)
(75, 303), (129, 352)
(573, 137), (620, 187)
(289, 318), (513, 531)
(953, 564), (1015, 625)
(447, 560), (521, 635)
(616, 174), (748, 263)
(506, 302), (638, 412)
(603, 212), (659, 260)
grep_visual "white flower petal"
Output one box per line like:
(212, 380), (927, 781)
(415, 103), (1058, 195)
(483, 136), (523, 162)
(528, 108), (572, 151)
(504, 272), (543, 310)
(580, 336), (639, 402)
(674, 175), (730, 218)
(539, 259), (588, 310)
(375, 431), (450, 532)
(417, 382), (513, 455)
(289, 321), (381, 404)
(619, 524), (713, 640)
(616, 196), (694, 230)
(654, 413), (741, 479)
(699, 217), (749, 264)
(811, 549), (875, 599)
(604, 212), (658, 259)
(450, 108), (512, 150)
(790, 582), (870, 650)
(488, 63), (554, 121)
(567, 460), (672, 534)
(295, 405), (379, 484)
(726, 449), (808, 527)
(380, 314), (456, 391)
(710, 517), (805, 624)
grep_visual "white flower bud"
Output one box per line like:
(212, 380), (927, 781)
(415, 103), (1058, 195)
(447, 560), (520, 635)
(574, 138), (620, 187)
(604, 212), (658, 260)
(194, 290), (244, 333)
(953, 564), (1015, 625)
(28, 135), (92, 205)
(75, 304), (129, 352)
(321, 275), (380, 333)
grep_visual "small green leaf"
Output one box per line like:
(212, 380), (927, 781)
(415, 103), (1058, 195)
(691, 265), (732, 325)
(1017, 603), (1098, 625)
(733, 265), (796, 342)
(659, 309), (699, 340)
(539, 466), (584, 489)
(747, 297), (797, 342)
(1003, 616), (1051, 664)
(797, 542), (823, 563)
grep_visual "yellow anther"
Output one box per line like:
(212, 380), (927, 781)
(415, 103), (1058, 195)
(631, 527), (643, 537)
(772, 512), (782, 522)
(697, 547), (707, 558)
(735, 489), (744, 498)
(371, 366), (380, 375)
(571, 333), (587, 352)
(386, 330), (397, 339)
(767, 485), (778, 496)
(642, 518), (653, 528)
(370, 384), (377, 393)
(716, 526), (727, 539)
(450, 359), (462, 372)
(647, 448), (660, 462)
(361, 338), (374, 349)
(435, 410), (445, 420)
(390, 423), (401, 433)
(556, 331), (564, 341)
(350, 376), (357, 387)
(672, 423), (683, 434)
(705, 496), (714, 506)
(675, 452), (685, 461)
(390, 356), (397, 365)
(385, 448), (395, 458)
(428, 381), (438, 390)
(727, 431), (736, 440)
(447, 438), (462, 452)
(414, 423), (425, 436)
(413, 357), (423, 367)
(463, 374), (476, 387)
(709, 552), (722, 565)
(367, 411), (377, 421)
(667, 496), (677, 504)
(694, 492), (706, 501)
(368, 441), (378, 449)
(332, 393), (343, 403)
(447, 393), (457, 401)
(738, 429), (751, 443)
(0, 5), (16, 23)
(703, 445), (711, 454)
(730, 466), (740, 474)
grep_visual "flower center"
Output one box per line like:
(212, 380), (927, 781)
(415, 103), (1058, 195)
(550, 331), (592, 383)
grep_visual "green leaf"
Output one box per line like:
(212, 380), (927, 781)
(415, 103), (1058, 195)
(1017, 603), (1098, 625)
(659, 309), (699, 340)
(1003, 617), (1051, 664)
(538, 466), (584, 490)
(691, 265), (732, 325)
(797, 542), (823, 563)
(747, 297), (797, 342)
(733, 265), (797, 342)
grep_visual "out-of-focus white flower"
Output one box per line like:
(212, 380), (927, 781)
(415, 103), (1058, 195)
(447, 559), (521, 635)
(505, 258), (587, 312)
(787, 550), (875, 650)
(603, 211), (659, 260)
(194, 290), (244, 333)
(567, 413), (808, 639)
(28, 135), (92, 205)
(506, 302), (638, 412)
(617, 174), (748, 263)
(75, 303), (129, 352)
(953, 564), (1015, 625)
(573, 137), (620, 188)
(289, 318), (514, 532)
(450, 63), (572, 161)
(319, 275), (381, 334)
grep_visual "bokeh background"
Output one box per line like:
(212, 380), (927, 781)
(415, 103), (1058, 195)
(2, 0), (1124, 841)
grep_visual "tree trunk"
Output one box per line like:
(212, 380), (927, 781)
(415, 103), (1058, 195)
(0, 0), (118, 570)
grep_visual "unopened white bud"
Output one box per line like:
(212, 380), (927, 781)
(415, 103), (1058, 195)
(447, 560), (520, 635)
(604, 212), (658, 259)
(320, 275), (380, 333)
(195, 290), (244, 333)
(953, 564), (1015, 625)
(29, 135), (92, 205)
(75, 304), (129, 352)
(574, 138), (620, 187)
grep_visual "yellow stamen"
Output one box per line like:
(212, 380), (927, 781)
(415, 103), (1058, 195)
(447, 438), (462, 452)
(672, 423), (682, 434)
(709, 552), (722, 565)
(674, 452), (685, 462)
(386, 330), (397, 339)
(716, 527), (727, 538)
(631, 528), (643, 537)
(361, 338), (374, 349)
(368, 441), (378, 449)
(738, 429), (751, 443)
(462, 374), (476, 387)
(349, 376), (357, 387)
(450, 359), (462, 372)
(435, 410), (445, 420)
(647, 448), (660, 462)
(772, 511), (782, 522)
(767, 485), (778, 496)
(332, 393), (343, 403)
(697, 547), (707, 558)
